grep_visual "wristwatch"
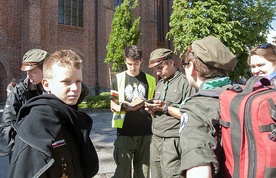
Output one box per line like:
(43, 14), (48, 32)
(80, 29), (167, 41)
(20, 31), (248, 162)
(162, 104), (169, 114)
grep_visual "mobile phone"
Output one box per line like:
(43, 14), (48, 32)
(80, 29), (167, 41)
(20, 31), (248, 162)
(145, 100), (154, 104)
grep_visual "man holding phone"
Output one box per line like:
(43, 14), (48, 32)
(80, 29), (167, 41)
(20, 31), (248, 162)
(145, 48), (195, 178)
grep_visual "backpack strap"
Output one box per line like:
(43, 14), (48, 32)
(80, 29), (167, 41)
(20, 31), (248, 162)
(241, 76), (270, 95)
(259, 98), (276, 141)
(268, 98), (276, 121)
(190, 89), (231, 128)
(190, 89), (221, 98)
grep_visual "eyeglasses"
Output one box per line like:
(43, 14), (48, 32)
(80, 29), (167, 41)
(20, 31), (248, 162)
(259, 43), (276, 54)
(181, 60), (189, 70)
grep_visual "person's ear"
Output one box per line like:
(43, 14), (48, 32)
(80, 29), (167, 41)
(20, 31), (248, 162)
(41, 78), (50, 92)
(188, 61), (197, 77)
(169, 59), (174, 66)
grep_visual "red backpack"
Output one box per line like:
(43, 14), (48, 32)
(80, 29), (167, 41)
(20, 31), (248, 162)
(219, 76), (276, 178)
(194, 76), (276, 178)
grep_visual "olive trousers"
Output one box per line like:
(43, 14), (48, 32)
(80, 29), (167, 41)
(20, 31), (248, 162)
(112, 135), (151, 178)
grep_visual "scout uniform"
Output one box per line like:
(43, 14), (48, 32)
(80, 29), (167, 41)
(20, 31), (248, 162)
(148, 49), (195, 177)
(179, 36), (237, 177)
(1, 49), (48, 151)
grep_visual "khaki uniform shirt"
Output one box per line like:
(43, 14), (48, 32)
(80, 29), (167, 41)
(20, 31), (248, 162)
(179, 78), (232, 177)
(152, 70), (195, 137)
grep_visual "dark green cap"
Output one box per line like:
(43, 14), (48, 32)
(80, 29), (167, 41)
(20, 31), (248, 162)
(192, 36), (237, 71)
(21, 49), (49, 71)
(149, 48), (173, 68)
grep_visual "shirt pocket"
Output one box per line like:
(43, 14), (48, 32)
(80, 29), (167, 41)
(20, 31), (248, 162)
(166, 86), (183, 105)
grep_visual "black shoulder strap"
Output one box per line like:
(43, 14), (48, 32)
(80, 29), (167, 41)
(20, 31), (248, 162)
(191, 88), (234, 128)
(190, 89), (222, 98)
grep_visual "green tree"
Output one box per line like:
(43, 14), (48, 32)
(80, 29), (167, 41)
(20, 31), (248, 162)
(105, 0), (141, 71)
(167, 0), (276, 81)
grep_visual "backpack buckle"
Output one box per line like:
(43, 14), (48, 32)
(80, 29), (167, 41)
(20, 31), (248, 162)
(268, 129), (276, 142)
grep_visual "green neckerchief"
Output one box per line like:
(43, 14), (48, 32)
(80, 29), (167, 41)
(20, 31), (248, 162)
(202, 77), (231, 90)
(180, 77), (231, 106)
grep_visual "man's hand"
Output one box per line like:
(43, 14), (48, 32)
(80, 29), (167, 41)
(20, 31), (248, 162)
(144, 100), (166, 115)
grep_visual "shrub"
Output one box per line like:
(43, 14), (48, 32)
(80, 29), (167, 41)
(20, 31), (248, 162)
(78, 92), (110, 109)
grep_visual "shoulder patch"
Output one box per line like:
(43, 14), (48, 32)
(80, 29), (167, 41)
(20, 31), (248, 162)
(179, 113), (189, 134)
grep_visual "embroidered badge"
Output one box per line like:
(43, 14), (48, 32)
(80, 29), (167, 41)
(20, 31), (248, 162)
(52, 139), (66, 148)
(179, 113), (189, 134)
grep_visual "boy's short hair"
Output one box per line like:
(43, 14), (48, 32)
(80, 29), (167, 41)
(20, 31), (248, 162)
(43, 50), (82, 79)
(124, 45), (142, 61)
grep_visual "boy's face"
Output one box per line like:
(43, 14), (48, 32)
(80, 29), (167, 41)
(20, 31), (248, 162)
(42, 64), (82, 105)
(26, 67), (43, 85)
(125, 57), (142, 76)
(153, 59), (172, 80)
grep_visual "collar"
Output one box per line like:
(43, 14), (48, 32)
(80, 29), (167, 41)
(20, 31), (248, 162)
(161, 69), (182, 84)
(265, 72), (276, 82)
(201, 77), (232, 90)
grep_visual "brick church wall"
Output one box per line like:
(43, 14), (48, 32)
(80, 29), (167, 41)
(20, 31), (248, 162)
(0, 0), (172, 101)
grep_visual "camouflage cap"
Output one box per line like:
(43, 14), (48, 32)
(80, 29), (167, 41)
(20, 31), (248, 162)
(21, 49), (49, 71)
(192, 36), (237, 71)
(148, 48), (173, 68)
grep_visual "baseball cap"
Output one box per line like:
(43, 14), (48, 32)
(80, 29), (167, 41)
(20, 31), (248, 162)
(148, 48), (173, 68)
(191, 36), (237, 71)
(21, 49), (49, 71)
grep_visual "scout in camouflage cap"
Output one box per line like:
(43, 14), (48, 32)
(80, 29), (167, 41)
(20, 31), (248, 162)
(21, 49), (49, 71)
(148, 48), (173, 68)
(191, 36), (237, 71)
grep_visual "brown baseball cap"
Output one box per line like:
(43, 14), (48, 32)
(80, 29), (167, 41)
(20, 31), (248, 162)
(21, 49), (49, 71)
(148, 48), (173, 68)
(192, 36), (237, 71)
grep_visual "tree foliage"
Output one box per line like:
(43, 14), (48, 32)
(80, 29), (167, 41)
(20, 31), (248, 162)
(105, 0), (141, 71)
(167, 0), (276, 81)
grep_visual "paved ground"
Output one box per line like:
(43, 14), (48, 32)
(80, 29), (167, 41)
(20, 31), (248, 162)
(0, 105), (117, 178)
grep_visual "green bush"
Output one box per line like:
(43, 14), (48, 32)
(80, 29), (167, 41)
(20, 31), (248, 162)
(78, 92), (110, 109)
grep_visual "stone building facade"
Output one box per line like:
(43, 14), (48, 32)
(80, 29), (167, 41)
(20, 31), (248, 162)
(0, 0), (173, 101)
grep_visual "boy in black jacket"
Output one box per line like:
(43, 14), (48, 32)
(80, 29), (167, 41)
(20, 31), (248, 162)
(8, 50), (99, 178)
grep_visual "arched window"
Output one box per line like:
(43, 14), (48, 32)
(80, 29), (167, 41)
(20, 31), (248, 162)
(58, 0), (83, 27)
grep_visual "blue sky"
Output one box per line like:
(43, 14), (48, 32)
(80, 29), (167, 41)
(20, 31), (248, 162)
(271, 20), (276, 30)
(267, 20), (276, 43)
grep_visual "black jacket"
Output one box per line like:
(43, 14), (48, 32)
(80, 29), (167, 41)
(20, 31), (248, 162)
(8, 94), (99, 178)
(0, 79), (89, 151)
(0, 78), (44, 149)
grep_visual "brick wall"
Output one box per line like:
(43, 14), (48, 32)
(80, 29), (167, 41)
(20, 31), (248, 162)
(0, 0), (172, 102)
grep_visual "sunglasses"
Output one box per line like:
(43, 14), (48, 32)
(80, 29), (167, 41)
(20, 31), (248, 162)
(259, 43), (276, 54)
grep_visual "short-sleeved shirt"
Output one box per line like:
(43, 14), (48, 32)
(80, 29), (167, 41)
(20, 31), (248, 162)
(111, 71), (152, 136)
(152, 70), (195, 138)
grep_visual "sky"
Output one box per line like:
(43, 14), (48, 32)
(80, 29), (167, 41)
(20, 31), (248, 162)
(267, 20), (276, 43)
